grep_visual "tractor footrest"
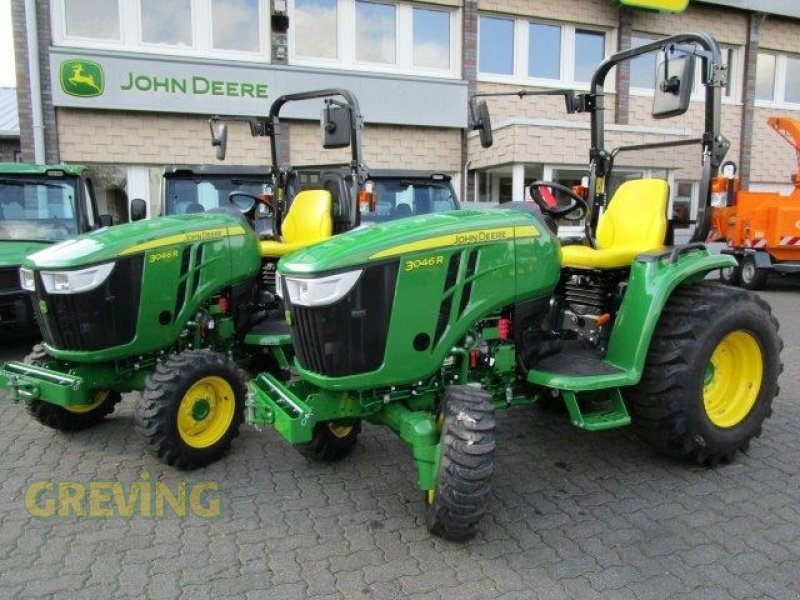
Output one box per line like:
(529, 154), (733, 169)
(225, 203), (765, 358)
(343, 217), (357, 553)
(562, 389), (631, 431)
(248, 373), (316, 444)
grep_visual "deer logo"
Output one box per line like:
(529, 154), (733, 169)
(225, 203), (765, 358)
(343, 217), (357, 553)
(59, 59), (105, 98)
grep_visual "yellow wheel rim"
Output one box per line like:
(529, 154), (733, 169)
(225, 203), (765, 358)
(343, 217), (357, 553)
(65, 390), (109, 414)
(328, 423), (353, 439)
(177, 376), (236, 449)
(703, 331), (763, 428)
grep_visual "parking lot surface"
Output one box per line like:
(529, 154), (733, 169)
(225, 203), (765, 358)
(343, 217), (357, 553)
(0, 283), (798, 600)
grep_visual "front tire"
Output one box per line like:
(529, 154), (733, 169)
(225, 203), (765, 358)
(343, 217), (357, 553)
(719, 263), (740, 286)
(625, 282), (782, 465)
(425, 385), (495, 541)
(740, 255), (768, 290)
(296, 420), (361, 461)
(136, 350), (246, 469)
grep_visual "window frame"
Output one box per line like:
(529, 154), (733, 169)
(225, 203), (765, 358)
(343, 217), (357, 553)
(477, 14), (614, 90)
(289, 0), (461, 78)
(52, 0), (270, 62)
(756, 50), (800, 109)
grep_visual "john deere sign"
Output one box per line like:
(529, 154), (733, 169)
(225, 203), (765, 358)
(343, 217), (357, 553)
(48, 48), (467, 128)
(60, 59), (104, 98)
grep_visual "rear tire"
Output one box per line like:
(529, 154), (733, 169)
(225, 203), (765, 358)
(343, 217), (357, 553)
(136, 350), (246, 469)
(425, 385), (495, 541)
(625, 282), (782, 465)
(24, 344), (121, 431)
(740, 255), (768, 290)
(296, 420), (361, 461)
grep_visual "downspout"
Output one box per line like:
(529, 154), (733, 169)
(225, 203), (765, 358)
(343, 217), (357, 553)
(25, 0), (45, 164)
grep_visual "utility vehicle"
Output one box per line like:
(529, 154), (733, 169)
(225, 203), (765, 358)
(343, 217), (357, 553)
(238, 33), (781, 539)
(0, 89), (459, 467)
(0, 164), (111, 331)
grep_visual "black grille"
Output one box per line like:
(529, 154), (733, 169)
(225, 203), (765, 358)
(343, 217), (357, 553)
(0, 268), (19, 293)
(33, 256), (144, 351)
(261, 259), (278, 292)
(289, 261), (399, 377)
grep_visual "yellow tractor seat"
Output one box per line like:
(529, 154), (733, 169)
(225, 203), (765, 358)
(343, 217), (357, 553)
(259, 189), (333, 257)
(561, 179), (669, 269)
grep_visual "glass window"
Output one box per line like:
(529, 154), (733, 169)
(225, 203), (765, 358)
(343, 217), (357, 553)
(0, 178), (78, 242)
(413, 8), (449, 70)
(479, 16), (514, 75)
(528, 23), (560, 79)
(673, 181), (694, 227)
(356, 1), (396, 64)
(295, 0), (338, 59)
(785, 56), (800, 104)
(756, 53), (776, 101)
(360, 181), (457, 224)
(574, 30), (605, 83)
(64, 0), (120, 40)
(630, 35), (656, 89)
(212, 0), (260, 52)
(141, 0), (193, 46)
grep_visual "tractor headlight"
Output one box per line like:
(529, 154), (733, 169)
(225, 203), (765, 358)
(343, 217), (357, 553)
(19, 268), (36, 291)
(274, 271), (284, 299)
(284, 269), (362, 307)
(39, 262), (116, 295)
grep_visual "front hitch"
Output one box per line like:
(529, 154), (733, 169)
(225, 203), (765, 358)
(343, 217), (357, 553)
(6, 374), (40, 402)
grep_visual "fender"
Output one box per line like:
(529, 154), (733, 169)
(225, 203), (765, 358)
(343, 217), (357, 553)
(605, 247), (736, 376)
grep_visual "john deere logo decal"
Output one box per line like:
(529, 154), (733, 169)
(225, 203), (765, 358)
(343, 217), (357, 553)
(38, 300), (48, 315)
(60, 59), (104, 98)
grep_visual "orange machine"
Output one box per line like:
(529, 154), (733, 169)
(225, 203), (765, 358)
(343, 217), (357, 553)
(709, 116), (800, 289)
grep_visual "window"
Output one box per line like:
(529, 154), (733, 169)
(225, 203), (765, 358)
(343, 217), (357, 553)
(291, 0), (459, 76)
(64, 0), (120, 40)
(672, 181), (695, 228)
(294, 0), (337, 59)
(630, 35), (656, 89)
(212, 0), (261, 53)
(0, 178), (79, 242)
(478, 16), (609, 87)
(756, 51), (800, 106)
(528, 23), (560, 79)
(53, 1), (269, 60)
(356, 1), (396, 64)
(479, 16), (514, 75)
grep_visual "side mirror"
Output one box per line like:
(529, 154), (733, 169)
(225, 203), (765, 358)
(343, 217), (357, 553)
(321, 105), (352, 149)
(130, 198), (147, 222)
(98, 214), (113, 228)
(652, 47), (695, 119)
(209, 118), (228, 160)
(473, 100), (493, 148)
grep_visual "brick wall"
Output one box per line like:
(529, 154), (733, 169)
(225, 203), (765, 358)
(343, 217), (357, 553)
(760, 15), (800, 53)
(56, 109), (461, 174)
(477, 0), (616, 27)
(632, 3), (747, 45)
(0, 139), (21, 162)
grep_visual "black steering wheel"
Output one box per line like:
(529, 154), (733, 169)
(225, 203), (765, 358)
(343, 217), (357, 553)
(228, 191), (275, 221)
(529, 181), (588, 220)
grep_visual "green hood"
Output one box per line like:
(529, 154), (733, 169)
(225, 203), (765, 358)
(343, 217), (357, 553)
(25, 213), (248, 269)
(279, 209), (546, 275)
(0, 240), (51, 269)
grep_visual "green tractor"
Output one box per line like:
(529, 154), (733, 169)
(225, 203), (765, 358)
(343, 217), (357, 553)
(0, 89), (390, 466)
(239, 33), (782, 539)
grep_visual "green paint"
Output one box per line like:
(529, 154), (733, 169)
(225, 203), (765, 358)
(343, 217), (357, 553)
(191, 399), (211, 421)
(60, 59), (104, 97)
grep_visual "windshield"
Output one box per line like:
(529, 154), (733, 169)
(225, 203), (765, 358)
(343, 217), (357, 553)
(361, 181), (457, 224)
(0, 177), (79, 242)
(165, 177), (271, 215)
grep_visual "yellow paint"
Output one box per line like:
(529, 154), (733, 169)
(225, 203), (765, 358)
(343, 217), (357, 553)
(327, 423), (354, 439)
(371, 225), (539, 260)
(618, 0), (688, 12)
(121, 225), (246, 256)
(704, 331), (763, 429)
(177, 376), (236, 449)
(404, 255), (445, 272)
(64, 390), (109, 414)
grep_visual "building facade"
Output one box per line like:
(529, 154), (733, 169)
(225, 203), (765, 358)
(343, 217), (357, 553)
(10, 0), (800, 229)
(0, 87), (20, 162)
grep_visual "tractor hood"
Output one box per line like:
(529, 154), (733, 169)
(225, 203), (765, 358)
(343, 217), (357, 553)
(280, 209), (549, 275)
(0, 240), (51, 269)
(25, 213), (249, 269)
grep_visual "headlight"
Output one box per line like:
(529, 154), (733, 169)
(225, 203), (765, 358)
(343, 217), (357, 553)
(284, 269), (362, 307)
(39, 262), (116, 295)
(274, 271), (284, 299)
(19, 268), (35, 291)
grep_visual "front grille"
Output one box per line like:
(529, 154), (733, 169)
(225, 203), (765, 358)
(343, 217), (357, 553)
(261, 259), (278, 292)
(0, 268), (19, 293)
(33, 256), (144, 351)
(289, 261), (399, 377)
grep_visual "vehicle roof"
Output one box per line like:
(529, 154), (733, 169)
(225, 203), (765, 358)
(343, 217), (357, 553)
(163, 164), (271, 177)
(0, 163), (88, 176)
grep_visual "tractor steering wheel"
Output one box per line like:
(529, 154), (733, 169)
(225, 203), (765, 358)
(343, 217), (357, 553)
(529, 181), (588, 220)
(228, 191), (275, 221)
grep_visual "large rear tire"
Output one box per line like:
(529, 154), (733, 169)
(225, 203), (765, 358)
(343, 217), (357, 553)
(425, 385), (495, 541)
(296, 420), (361, 461)
(24, 344), (121, 431)
(136, 349), (246, 469)
(625, 282), (782, 465)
